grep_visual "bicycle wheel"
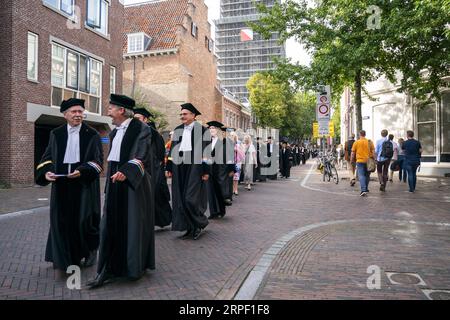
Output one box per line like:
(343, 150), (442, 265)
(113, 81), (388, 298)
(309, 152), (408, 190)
(331, 166), (339, 184)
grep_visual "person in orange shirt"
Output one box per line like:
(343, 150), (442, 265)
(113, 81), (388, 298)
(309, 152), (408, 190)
(351, 130), (375, 196)
(164, 131), (174, 167)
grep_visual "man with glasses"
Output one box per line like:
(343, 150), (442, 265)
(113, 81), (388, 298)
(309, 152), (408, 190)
(166, 103), (210, 240)
(36, 98), (103, 278)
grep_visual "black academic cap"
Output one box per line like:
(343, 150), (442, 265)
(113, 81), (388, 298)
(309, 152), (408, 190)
(181, 103), (201, 116)
(110, 94), (135, 110)
(134, 108), (153, 119)
(60, 98), (85, 113)
(206, 121), (225, 129)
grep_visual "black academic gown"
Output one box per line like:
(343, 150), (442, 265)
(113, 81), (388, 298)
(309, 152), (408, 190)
(97, 119), (155, 279)
(148, 123), (172, 228)
(280, 148), (293, 178)
(256, 142), (267, 182)
(166, 121), (210, 233)
(35, 123), (103, 271)
(207, 137), (235, 218)
(267, 143), (277, 180)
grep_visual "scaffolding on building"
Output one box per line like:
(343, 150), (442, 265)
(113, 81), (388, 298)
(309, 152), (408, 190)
(215, 0), (286, 103)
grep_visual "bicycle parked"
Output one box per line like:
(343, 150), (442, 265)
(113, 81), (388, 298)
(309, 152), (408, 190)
(317, 152), (339, 184)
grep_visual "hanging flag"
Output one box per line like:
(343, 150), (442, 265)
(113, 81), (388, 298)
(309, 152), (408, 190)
(240, 28), (253, 42)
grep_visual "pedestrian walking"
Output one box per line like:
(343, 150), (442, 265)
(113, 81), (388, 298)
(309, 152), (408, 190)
(206, 121), (235, 219)
(375, 129), (393, 192)
(165, 103), (210, 240)
(397, 138), (407, 183)
(388, 134), (400, 183)
(35, 98), (103, 278)
(266, 136), (277, 180)
(279, 141), (293, 178)
(242, 135), (257, 190)
(230, 132), (244, 195)
(255, 137), (267, 182)
(134, 108), (172, 229)
(402, 130), (422, 193)
(351, 130), (375, 197)
(88, 94), (155, 288)
(344, 134), (356, 186)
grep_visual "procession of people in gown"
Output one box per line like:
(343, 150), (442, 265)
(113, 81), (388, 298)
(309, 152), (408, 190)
(36, 96), (309, 288)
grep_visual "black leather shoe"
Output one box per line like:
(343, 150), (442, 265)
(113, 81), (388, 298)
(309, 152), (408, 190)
(179, 229), (192, 239)
(87, 268), (114, 289)
(192, 228), (203, 240)
(83, 250), (97, 268)
(208, 215), (217, 220)
(224, 199), (232, 206)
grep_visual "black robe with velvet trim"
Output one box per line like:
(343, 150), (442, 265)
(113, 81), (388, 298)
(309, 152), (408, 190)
(166, 121), (210, 232)
(148, 124), (172, 228)
(97, 118), (155, 279)
(35, 123), (103, 271)
(207, 138), (235, 218)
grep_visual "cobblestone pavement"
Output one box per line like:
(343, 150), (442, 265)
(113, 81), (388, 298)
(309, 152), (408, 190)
(0, 161), (449, 299)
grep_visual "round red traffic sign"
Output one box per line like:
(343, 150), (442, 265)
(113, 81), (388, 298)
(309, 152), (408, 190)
(319, 96), (328, 103)
(319, 104), (329, 114)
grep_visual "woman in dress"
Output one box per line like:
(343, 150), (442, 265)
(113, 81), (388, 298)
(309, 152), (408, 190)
(242, 135), (258, 191)
(230, 132), (244, 195)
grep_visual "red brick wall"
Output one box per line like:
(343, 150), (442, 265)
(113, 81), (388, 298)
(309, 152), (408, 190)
(0, 2), (13, 187)
(3, 0), (123, 186)
(179, 0), (218, 124)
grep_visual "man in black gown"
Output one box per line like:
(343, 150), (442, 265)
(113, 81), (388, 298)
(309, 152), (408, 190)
(134, 108), (172, 229)
(36, 98), (103, 277)
(88, 94), (155, 288)
(166, 103), (210, 240)
(205, 121), (235, 219)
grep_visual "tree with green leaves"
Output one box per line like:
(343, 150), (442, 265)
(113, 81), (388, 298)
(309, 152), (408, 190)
(131, 88), (169, 131)
(246, 72), (290, 129)
(281, 91), (317, 142)
(252, 0), (449, 133)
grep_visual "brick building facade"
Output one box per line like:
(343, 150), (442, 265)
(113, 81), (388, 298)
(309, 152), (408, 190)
(0, 0), (124, 187)
(123, 0), (218, 132)
(214, 86), (251, 131)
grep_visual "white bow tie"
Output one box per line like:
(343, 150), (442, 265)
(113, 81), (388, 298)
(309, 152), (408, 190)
(184, 125), (194, 131)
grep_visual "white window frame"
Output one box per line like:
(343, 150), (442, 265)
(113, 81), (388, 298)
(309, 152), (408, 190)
(127, 33), (144, 53)
(416, 102), (437, 157)
(110, 66), (116, 94)
(191, 22), (198, 38)
(50, 43), (103, 116)
(440, 91), (450, 154)
(86, 0), (109, 37)
(27, 32), (39, 82)
(42, 0), (74, 17)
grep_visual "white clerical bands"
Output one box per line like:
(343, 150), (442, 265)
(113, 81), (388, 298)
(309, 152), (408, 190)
(87, 161), (102, 174)
(128, 159), (145, 176)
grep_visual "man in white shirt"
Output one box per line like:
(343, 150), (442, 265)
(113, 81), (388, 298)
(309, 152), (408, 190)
(35, 98), (103, 276)
(166, 103), (210, 240)
(89, 94), (155, 289)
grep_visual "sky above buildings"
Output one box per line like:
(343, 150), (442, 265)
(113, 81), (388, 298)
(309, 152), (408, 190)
(123, 0), (310, 66)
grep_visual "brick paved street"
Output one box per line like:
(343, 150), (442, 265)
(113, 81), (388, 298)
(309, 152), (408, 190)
(1, 161), (449, 300)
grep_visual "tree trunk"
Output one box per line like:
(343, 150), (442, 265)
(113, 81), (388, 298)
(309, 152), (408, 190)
(354, 69), (363, 134)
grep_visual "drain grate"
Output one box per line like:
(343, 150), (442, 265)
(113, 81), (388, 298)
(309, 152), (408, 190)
(386, 272), (427, 286)
(422, 289), (450, 300)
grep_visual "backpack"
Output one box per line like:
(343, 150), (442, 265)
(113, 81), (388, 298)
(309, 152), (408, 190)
(347, 139), (355, 158)
(381, 140), (394, 158)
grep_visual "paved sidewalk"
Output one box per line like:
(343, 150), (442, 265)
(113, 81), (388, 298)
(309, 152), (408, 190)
(1, 162), (449, 300)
